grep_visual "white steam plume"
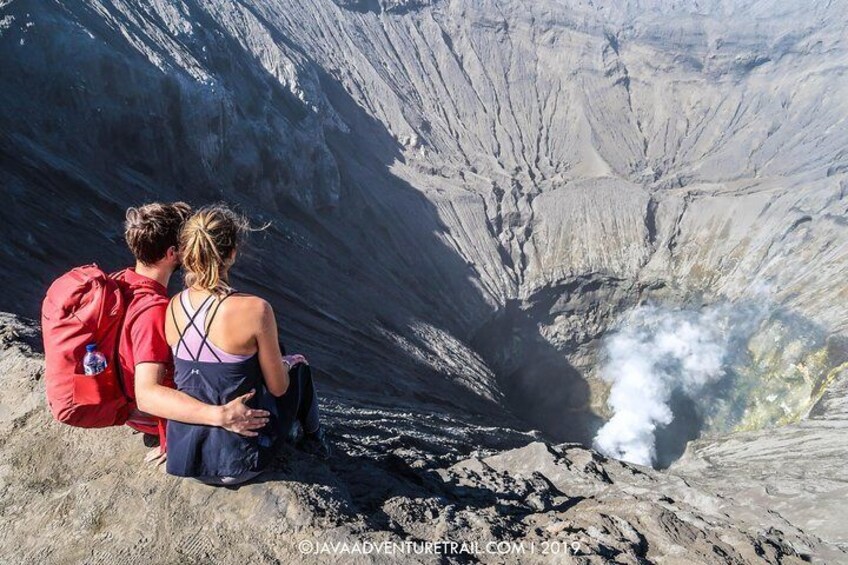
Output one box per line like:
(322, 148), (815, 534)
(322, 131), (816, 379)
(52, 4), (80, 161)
(593, 304), (733, 467)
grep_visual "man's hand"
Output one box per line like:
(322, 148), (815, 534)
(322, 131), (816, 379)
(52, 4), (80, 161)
(218, 389), (271, 437)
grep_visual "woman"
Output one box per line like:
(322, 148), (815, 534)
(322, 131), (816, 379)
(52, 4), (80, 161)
(164, 204), (331, 485)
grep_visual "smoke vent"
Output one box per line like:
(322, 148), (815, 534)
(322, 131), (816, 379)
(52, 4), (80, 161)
(470, 286), (847, 469)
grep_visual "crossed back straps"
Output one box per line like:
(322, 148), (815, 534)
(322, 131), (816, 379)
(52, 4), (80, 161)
(170, 290), (233, 363)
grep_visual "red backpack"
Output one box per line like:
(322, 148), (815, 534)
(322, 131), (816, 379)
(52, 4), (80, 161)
(42, 264), (132, 427)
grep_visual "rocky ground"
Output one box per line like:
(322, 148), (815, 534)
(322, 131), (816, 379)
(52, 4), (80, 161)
(1, 314), (845, 563)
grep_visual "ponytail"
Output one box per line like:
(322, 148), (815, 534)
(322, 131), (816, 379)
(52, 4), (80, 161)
(179, 205), (252, 296)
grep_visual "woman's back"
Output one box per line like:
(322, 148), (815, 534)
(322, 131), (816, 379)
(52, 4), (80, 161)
(159, 203), (328, 482)
(164, 289), (277, 479)
(166, 289), (263, 360)
(167, 288), (289, 398)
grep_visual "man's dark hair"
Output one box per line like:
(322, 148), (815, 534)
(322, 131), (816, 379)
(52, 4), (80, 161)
(124, 202), (192, 265)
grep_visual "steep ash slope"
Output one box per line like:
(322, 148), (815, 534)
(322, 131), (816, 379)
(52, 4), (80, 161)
(2, 0), (847, 414)
(2, 0), (847, 398)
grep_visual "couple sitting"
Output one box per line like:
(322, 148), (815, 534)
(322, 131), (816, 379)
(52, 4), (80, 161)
(118, 202), (330, 485)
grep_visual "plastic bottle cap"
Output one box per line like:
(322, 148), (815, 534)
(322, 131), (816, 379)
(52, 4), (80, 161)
(86, 344), (97, 352)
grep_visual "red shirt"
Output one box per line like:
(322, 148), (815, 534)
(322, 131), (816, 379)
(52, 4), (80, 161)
(113, 268), (175, 436)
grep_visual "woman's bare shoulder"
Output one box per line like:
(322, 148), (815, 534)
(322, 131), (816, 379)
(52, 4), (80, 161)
(222, 292), (272, 316)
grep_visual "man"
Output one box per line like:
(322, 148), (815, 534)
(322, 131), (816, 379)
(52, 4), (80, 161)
(113, 202), (269, 461)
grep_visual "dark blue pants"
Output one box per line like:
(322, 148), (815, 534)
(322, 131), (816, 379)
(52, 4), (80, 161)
(275, 362), (321, 437)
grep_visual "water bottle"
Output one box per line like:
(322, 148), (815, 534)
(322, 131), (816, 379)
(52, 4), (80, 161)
(83, 343), (108, 376)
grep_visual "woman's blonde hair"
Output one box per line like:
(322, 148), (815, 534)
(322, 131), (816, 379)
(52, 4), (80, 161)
(179, 204), (251, 296)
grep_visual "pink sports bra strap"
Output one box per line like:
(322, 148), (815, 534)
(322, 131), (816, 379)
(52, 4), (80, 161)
(195, 292), (233, 363)
(171, 290), (252, 363)
(171, 292), (214, 362)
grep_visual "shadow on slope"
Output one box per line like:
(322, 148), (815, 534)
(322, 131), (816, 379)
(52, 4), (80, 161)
(0, 0), (566, 435)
